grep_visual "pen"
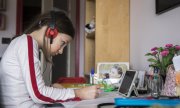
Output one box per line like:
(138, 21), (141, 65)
(90, 68), (95, 85)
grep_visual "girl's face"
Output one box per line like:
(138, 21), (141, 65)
(50, 33), (72, 56)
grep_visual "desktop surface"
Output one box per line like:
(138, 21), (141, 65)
(62, 91), (120, 108)
(62, 91), (180, 108)
(62, 96), (115, 108)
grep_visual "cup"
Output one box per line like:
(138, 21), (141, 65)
(173, 55), (180, 71)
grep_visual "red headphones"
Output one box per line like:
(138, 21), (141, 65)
(45, 11), (58, 44)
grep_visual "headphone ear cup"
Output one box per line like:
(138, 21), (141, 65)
(46, 27), (58, 39)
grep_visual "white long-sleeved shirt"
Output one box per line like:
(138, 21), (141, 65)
(0, 34), (75, 108)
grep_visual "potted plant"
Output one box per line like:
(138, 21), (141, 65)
(145, 44), (180, 80)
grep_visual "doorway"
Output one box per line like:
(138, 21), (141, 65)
(23, 0), (41, 32)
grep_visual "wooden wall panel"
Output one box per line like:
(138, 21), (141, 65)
(85, 0), (95, 74)
(95, 0), (130, 64)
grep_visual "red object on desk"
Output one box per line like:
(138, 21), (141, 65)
(56, 77), (86, 84)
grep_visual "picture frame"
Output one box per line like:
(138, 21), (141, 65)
(0, 0), (6, 11)
(0, 13), (5, 30)
(97, 62), (129, 84)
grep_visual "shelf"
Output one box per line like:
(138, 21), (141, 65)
(86, 31), (95, 39)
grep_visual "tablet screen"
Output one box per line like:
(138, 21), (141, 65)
(118, 70), (136, 96)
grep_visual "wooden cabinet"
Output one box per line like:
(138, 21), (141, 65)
(85, 0), (130, 75)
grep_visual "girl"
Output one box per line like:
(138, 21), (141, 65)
(0, 11), (100, 108)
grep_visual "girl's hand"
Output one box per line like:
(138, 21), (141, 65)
(74, 85), (101, 100)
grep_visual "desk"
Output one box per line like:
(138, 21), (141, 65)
(62, 92), (120, 108)
(63, 97), (115, 108)
(62, 93), (180, 108)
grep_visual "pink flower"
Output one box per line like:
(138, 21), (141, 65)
(175, 45), (180, 50)
(151, 47), (157, 51)
(160, 50), (169, 57)
(165, 44), (173, 48)
(152, 51), (158, 55)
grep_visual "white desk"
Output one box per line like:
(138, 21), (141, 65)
(62, 92), (121, 108)
(63, 97), (115, 108)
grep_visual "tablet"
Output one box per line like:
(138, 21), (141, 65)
(118, 70), (138, 97)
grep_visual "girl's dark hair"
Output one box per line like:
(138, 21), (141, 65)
(24, 10), (75, 38)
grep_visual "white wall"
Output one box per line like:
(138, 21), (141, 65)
(0, 0), (17, 57)
(130, 0), (180, 71)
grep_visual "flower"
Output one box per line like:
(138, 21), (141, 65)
(145, 44), (180, 76)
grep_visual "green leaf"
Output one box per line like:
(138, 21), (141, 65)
(145, 53), (153, 56)
(157, 47), (163, 52)
(147, 58), (157, 62)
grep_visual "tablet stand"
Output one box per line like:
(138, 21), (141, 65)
(130, 83), (139, 97)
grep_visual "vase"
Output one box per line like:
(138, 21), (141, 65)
(161, 65), (176, 96)
(151, 74), (164, 98)
(145, 67), (164, 97)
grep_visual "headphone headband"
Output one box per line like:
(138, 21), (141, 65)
(45, 11), (58, 44)
(49, 11), (56, 29)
